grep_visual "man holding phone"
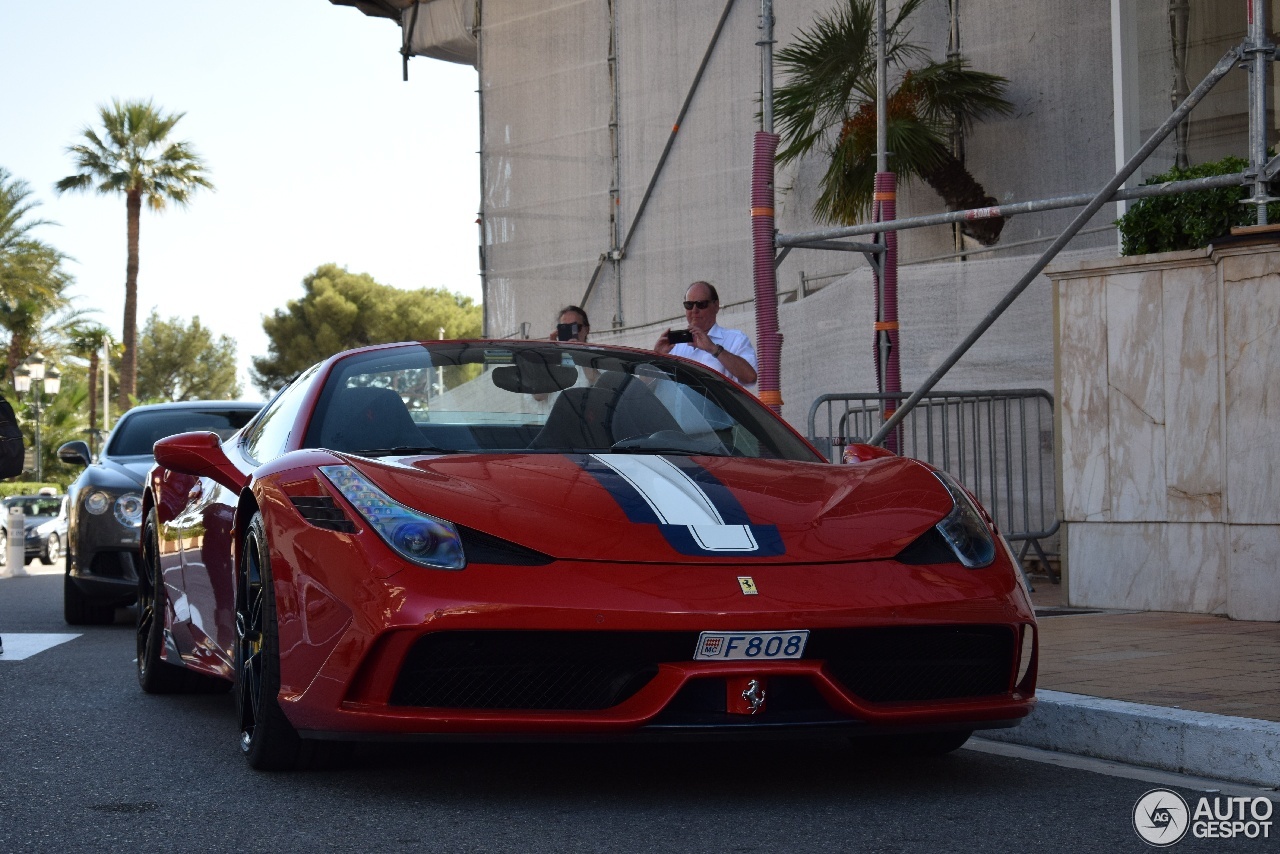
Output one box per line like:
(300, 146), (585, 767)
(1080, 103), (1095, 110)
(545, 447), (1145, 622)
(655, 281), (757, 387)
(550, 305), (590, 342)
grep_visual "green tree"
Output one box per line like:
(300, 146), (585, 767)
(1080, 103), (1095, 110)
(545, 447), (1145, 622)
(136, 310), (240, 402)
(773, 0), (1013, 244)
(55, 99), (213, 410)
(252, 264), (482, 395)
(21, 373), (90, 488)
(1, 167), (75, 375)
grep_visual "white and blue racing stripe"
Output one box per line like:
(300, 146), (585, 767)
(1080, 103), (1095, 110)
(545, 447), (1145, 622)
(580, 454), (784, 557)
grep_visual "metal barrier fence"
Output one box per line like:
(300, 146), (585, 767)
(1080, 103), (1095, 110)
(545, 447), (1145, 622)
(807, 390), (1059, 580)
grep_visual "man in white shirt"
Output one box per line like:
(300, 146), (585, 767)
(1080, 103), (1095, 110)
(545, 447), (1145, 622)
(654, 281), (758, 388)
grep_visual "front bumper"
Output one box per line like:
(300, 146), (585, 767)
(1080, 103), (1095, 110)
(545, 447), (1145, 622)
(69, 508), (141, 605)
(270, 526), (1038, 739)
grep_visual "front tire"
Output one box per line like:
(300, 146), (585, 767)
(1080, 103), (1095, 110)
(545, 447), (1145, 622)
(64, 571), (116, 626)
(41, 533), (60, 565)
(237, 511), (311, 771)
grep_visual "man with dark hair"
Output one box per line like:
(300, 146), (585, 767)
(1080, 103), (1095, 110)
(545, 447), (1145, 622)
(655, 281), (757, 387)
(549, 305), (590, 342)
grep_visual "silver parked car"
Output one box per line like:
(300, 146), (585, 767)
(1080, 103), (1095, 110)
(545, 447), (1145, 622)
(0, 493), (68, 566)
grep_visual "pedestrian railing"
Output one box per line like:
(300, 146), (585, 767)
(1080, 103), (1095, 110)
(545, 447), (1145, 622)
(807, 390), (1059, 581)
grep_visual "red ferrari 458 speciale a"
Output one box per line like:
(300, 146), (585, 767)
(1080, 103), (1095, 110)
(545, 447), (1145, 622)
(140, 340), (1037, 770)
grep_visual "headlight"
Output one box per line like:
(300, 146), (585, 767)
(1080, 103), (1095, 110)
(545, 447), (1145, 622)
(114, 494), (143, 528)
(931, 471), (996, 568)
(320, 464), (465, 570)
(85, 491), (111, 515)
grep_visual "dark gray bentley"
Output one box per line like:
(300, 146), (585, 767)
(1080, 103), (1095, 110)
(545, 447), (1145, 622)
(58, 400), (262, 625)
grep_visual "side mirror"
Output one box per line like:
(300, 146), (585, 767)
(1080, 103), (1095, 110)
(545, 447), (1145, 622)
(57, 441), (93, 467)
(153, 431), (249, 493)
(842, 443), (897, 464)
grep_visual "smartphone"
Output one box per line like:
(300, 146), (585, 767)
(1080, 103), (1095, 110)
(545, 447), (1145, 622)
(557, 322), (581, 341)
(667, 329), (694, 345)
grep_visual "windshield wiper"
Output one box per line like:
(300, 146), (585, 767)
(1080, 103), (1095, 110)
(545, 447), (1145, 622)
(609, 435), (730, 456)
(356, 445), (455, 457)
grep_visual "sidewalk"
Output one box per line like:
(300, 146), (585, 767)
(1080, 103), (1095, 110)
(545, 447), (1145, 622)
(979, 573), (1280, 788)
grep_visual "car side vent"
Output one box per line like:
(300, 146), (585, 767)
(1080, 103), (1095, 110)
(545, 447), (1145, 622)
(459, 525), (553, 566)
(290, 496), (357, 533)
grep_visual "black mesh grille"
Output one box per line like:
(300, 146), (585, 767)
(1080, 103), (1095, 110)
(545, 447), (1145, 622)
(815, 625), (1015, 703)
(291, 496), (357, 532)
(388, 626), (1016, 711)
(390, 632), (695, 710)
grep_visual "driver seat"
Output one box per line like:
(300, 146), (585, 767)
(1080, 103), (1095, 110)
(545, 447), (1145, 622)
(320, 387), (424, 453)
(528, 373), (681, 451)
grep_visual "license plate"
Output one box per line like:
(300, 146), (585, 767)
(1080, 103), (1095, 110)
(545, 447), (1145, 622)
(693, 630), (809, 661)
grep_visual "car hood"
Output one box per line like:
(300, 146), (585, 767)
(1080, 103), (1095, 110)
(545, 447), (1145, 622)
(331, 452), (955, 565)
(93, 456), (154, 488)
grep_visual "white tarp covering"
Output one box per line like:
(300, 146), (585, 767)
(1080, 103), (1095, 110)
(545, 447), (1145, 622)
(473, 0), (1160, 431)
(404, 0), (477, 66)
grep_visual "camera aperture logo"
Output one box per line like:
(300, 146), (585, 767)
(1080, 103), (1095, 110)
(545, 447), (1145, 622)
(1133, 789), (1275, 846)
(1134, 789), (1190, 846)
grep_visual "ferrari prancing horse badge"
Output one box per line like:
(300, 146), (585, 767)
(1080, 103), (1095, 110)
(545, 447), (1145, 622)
(738, 576), (758, 595)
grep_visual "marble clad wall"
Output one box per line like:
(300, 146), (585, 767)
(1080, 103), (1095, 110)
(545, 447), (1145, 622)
(1051, 246), (1280, 621)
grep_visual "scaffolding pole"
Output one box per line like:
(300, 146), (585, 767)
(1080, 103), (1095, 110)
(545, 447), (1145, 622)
(868, 47), (1240, 447)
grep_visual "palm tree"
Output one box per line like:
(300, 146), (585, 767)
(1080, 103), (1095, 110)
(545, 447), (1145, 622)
(1, 169), (75, 378)
(67, 323), (114, 448)
(2, 168), (72, 357)
(773, 0), (1014, 245)
(56, 99), (213, 409)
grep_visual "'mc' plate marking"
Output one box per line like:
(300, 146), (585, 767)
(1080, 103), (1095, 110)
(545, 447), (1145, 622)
(694, 630), (808, 661)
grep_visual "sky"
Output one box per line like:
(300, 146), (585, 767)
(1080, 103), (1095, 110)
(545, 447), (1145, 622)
(0, 0), (481, 400)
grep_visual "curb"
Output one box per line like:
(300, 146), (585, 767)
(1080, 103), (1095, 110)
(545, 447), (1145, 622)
(981, 690), (1280, 787)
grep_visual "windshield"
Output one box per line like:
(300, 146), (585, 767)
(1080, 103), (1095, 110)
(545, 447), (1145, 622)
(4, 496), (62, 518)
(304, 343), (822, 462)
(107, 407), (260, 457)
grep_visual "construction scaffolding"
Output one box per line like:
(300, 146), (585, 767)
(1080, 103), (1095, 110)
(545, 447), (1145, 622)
(761, 0), (1277, 447)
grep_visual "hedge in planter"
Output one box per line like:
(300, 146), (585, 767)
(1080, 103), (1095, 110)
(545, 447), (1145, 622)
(1116, 154), (1280, 255)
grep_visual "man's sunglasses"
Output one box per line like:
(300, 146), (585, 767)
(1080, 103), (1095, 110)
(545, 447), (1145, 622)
(683, 299), (714, 310)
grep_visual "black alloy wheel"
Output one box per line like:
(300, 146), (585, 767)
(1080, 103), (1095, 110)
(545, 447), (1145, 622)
(64, 569), (116, 626)
(236, 511), (313, 771)
(137, 510), (183, 692)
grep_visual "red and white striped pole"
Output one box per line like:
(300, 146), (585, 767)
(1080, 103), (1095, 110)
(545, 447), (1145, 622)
(752, 130), (783, 414)
(872, 171), (901, 453)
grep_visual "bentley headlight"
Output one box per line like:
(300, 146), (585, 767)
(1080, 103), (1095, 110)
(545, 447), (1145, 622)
(85, 491), (111, 515)
(320, 464), (465, 570)
(114, 493), (143, 528)
(932, 471), (996, 568)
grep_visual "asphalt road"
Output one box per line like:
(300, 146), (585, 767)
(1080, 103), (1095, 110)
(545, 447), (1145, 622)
(0, 571), (1272, 854)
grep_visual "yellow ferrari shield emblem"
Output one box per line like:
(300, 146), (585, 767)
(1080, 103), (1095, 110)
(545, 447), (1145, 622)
(738, 576), (758, 595)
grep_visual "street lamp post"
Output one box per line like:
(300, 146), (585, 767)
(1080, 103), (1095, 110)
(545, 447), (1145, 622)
(13, 352), (61, 484)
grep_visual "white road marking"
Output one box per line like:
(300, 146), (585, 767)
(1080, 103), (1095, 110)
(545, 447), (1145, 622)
(0, 633), (81, 661)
